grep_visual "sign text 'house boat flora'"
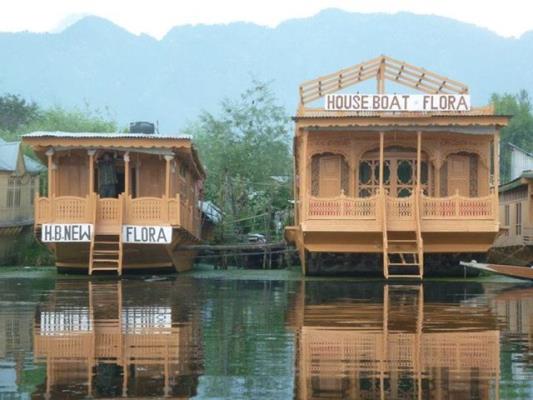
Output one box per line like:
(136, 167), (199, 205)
(325, 94), (471, 112)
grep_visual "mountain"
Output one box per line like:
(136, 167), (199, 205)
(1, 9), (532, 132)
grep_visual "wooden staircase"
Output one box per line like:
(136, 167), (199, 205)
(89, 234), (123, 275)
(382, 192), (424, 279)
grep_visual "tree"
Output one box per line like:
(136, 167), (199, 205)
(491, 90), (533, 182)
(186, 81), (292, 241)
(0, 94), (39, 132)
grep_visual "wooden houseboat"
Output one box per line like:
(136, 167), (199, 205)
(22, 130), (205, 274)
(284, 55), (510, 278)
(291, 284), (501, 399)
(491, 169), (533, 266)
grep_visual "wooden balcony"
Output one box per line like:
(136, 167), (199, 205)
(34, 193), (201, 238)
(303, 191), (498, 232)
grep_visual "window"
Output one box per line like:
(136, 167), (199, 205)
(516, 203), (522, 235)
(6, 176), (21, 208)
(504, 205), (510, 226)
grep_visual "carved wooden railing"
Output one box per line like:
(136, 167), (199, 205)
(125, 195), (180, 226)
(307, 193), (378, 219)
(386, 195), (414, 220)
(35, 195), (93, 224)
(421, 193), (496, 219)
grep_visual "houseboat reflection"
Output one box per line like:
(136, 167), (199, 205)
(33, 280), (202, 399)
(292, 283), (502, 400)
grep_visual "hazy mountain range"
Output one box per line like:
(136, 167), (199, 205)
(1, 9), (532, 132)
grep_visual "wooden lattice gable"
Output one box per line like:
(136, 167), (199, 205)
(299, 55), (469, 106)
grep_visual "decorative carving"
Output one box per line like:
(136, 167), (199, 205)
(440, 161), (448, 196)
(311, 156), (320, 196)
(469, 154), (478, 197)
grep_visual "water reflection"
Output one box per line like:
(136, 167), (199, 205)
(292, 283), (531, 400)
(33, 280), (202, 399)
(0, 276), (531, 399)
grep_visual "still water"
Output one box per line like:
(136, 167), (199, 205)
(0, 274), (531, 399)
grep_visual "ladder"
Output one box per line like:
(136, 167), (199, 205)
(89, 234), (123, 275)
(382, 193), (424, 279)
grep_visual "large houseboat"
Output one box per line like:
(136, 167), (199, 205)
(285, 55), (509, 278)
(22, 128), (205, 274)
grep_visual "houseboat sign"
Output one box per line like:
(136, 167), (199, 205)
(122, 225), (172, 244)
(42, 224), (92, 242)
(325, 94), (471, 112)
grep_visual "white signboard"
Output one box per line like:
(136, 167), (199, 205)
(122, 225), (172, 244)
(41, 224), (92, 242)
(325, 94), (471, 112)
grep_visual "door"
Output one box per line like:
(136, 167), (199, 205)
(447, 154), (470, 196)
(319, 155), (341, 197)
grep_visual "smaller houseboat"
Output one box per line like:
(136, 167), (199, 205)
(23, 127), (205, 274)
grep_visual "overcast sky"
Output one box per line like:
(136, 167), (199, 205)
(1, 0), (532, 39)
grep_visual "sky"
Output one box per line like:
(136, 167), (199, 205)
(1, 0), (533, 39)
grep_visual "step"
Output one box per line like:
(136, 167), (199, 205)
(93, 259), (120, 263)
(92, 250), (119, 255)
(388, 239), (417, 243)
(387, 275), (423, 279)
(94, 241), (119, 245)
(91, 267), (120, 271)
(388, 251), (418, 254)
(389, 263), (420, 266)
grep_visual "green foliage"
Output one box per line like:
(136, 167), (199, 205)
(491, 90), (533, 182)
(0, 94), (39, 132)
(186, 81), (292, 241)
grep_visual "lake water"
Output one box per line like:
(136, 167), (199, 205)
(0, 272), (531, 399)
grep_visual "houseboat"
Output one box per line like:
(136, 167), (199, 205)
(491, 169), (533, 266)
(284, 55), (510, 278)
(22, 128), (205, 274)
(291, 283), (501, 399)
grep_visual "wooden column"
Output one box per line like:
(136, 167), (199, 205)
(416, 131), (422, 193)
(379, 132), (385, 192)
(164, 155), (173, 198)
(87, 150), (96, 194)
(377, 58), (385, 94)
(45, 148), (54, 197)
(494, 131), (500, 189)
(123, 152), (130, 197)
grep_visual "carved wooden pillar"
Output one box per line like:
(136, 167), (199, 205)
(123, 152), (130, 197)
(45, 148), (54, 197)
(88, 149), (96, 194)
(494, 132), (500, 189)
(164, 155), (173, 198)
(416, 131), (422, 193)
(379, 132), (384, 193)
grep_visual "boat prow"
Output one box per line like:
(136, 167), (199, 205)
(460, 261), (533, 281)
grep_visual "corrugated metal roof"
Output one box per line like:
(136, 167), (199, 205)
(499, 170), (533, 193)
(294, 107), (502, 119)
(23, 155), (44, 173)
(0, 142), (20, 172)
(23, 131), (192, 140)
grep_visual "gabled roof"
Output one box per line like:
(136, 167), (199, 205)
(0, 140), (43, 174)
(499, 170), (533, 193)
(299, 55), (469, 106)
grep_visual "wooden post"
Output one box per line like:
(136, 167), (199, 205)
(379, 132), (384, 192)
(416, 131), (422, 193)
(377, 57), (385, 94)
(88, 150), (96, 194)
(45, 148), (54, 197)
(123, 152), (130, 197)
(494, 131), (500, 189)
(164, 155), (173, 198)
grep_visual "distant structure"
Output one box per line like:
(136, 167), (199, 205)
(509, 143), (533, 181)
(0, 139), (42, 262)
(285, 55), (510, 278)
(491, 143), (533, 266)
